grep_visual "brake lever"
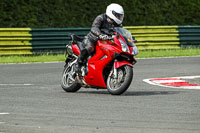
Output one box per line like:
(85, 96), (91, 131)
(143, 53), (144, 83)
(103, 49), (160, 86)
(107, 35), (116, 41)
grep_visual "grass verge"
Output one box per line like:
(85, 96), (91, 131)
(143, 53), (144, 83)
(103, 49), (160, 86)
(0, 48), (200, 64)
(0, 54), (66, 64)
(136, 48), (200, 58)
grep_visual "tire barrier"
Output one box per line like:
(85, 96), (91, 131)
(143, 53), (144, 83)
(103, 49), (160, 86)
(125, 26), (200, 50)
(0, 28), (32, 55)
(0, 26), (199, 55)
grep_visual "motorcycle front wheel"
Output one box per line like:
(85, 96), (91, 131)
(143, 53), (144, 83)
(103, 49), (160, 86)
(61, 63), (81, 92)
(107, 65), (133, 95)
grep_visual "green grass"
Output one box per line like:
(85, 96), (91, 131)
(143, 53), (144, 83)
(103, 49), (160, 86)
(136, 48), (200, 58)
(0, 54), (66, 64)
(0, 48), (200, 64)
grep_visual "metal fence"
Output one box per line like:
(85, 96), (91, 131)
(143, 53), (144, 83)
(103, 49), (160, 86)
(30, 28), (90, 54)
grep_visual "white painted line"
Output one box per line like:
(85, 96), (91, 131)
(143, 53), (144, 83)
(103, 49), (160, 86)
(143, 79), (167, 87)
(0, 84), (33, 86)
(137, 55), (200, 60)
(177, 76), (200, 79)
(182, 86), (200, 89)
(0, 112), (9, 126)
(153, 80), (185, 84)
(0, 113), (9, 115)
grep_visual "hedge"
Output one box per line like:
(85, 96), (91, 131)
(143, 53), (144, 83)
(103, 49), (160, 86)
(0, 0), (200, 28)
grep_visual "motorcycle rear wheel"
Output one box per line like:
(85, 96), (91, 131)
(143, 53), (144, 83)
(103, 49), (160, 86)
(107, 65), (133, 95)
(61, 63), (81, 92)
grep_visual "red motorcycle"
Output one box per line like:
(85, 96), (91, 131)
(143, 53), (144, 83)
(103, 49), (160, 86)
(61, 27), (138, 95)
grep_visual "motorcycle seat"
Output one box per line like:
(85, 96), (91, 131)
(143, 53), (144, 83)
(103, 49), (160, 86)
(71, 34), (84, 43)
(70, 34), (84, 51)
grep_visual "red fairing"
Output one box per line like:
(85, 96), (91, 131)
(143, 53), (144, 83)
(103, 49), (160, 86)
(83, 35), (136, 88)
(83, 41), (116, 88)
(72, 43), (80, 56)
(114, 61), (133, 69)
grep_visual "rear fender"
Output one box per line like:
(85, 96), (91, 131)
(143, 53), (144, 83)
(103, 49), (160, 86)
(72, 43), (81, 56)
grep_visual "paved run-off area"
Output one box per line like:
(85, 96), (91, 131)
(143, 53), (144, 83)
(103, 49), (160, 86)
(0, 56), (200, 133)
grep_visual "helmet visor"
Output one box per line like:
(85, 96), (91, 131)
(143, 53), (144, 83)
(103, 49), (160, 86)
(112, 11), (124, 21)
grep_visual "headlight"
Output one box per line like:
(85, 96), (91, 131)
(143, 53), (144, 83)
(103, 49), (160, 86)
(119, 39), (130, 53)
(132, 46), (139, 55)
(66, 45), (73, 55)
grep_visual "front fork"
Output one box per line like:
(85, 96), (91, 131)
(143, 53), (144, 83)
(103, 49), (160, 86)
(113, 60), (118, 79)
(64, 55), (78, 68)
(113, 60), (133, 78)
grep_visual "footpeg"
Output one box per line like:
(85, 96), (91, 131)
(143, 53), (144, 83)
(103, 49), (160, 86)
(76, 75), (88, 87)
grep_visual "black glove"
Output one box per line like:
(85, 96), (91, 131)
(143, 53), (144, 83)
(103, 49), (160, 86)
(99, 34), (112, 40)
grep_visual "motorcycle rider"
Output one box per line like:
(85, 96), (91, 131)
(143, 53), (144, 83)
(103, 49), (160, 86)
(76, 3), (124, 74)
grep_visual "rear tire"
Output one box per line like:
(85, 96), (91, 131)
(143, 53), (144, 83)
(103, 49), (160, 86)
(107, 65), (133, 95)
(61, 63), (81, 92)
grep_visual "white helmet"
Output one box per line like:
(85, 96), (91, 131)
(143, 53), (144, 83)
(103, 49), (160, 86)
(106, 3), (124, 25)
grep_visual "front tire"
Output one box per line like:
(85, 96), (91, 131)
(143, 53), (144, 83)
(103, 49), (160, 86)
(107, 65), (133, 95)
(61, 63), (81, 92)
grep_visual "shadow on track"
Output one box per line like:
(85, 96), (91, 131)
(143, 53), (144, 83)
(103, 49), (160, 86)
(124, 90), (179, 96)
(77, 90), (179, 96)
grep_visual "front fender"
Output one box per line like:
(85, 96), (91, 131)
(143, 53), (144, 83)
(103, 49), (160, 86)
(114, 61), (133, 69)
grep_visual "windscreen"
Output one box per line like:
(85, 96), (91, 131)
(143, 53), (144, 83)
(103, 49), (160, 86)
(115, 27), (139, 55)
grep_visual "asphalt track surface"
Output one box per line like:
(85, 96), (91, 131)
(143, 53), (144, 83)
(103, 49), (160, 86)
(0, 56), (200, 133)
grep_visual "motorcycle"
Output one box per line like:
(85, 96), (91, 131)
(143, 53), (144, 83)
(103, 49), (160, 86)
(61, 27), (138, 95)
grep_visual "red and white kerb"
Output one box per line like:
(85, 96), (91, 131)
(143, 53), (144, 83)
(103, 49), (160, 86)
(143, 76), (200, 90)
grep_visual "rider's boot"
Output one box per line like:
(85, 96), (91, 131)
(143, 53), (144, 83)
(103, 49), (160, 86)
(75, 49), (89, 75)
